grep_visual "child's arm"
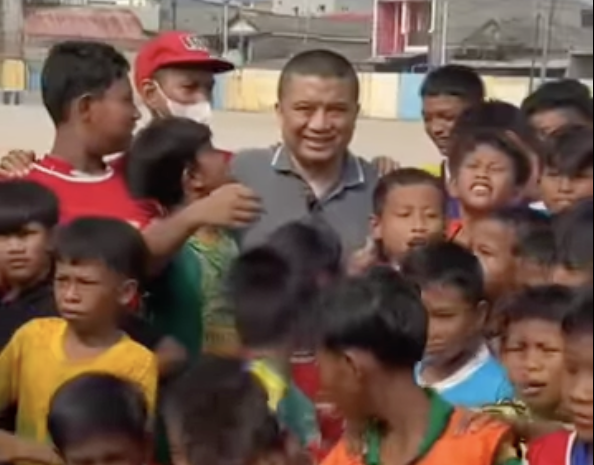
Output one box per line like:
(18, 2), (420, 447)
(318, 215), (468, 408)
(0, 330), (23, 412)
(0, 431), (61, 464)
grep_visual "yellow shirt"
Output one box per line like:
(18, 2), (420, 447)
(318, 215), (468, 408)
(0, 318), (157, 447)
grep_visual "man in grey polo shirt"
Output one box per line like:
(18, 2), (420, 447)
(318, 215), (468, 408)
(231, 50), (378, 254)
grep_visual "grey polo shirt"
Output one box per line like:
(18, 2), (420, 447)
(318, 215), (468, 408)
(231, 145), (378, 254)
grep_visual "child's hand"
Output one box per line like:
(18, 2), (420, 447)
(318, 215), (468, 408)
(0, 149), (36, 178)
(0, 432), (62, 464)
(347, 238), (379, 276)
(155, 336), (188, 376)
(372, 156), (400, 177)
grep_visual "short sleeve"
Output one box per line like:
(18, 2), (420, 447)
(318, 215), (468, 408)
(134, 353), (159, 414)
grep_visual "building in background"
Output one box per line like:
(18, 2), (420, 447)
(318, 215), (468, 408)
(372, 0), (431, 56)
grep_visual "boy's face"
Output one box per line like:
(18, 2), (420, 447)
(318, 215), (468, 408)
(451, 143), (520, 214)
(141, 67), (214, 117)
(515, 258), (552, 288)
(371, 184), (445, 262)
(83, 77), (139, 156)
(0, 223), (51, 286)
(552, 264), (592, 288)
(539, 166), (593, 214)
(182, 148), (230, 202)
(562, 331), (593, 441)
(530, 109), (578, 139)
(502, 319), (564, 415)
(471, 219), (517, 298)
(422, 283), (485, 365)
(60, 435), (147, 465)
(422, 95), (469, 157)
(316, 348), (369, 422)
(54, 260), (138, 330)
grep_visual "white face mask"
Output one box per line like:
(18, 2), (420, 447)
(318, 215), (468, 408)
(155, 83), (213, 125)
(166, 99), (213, 125)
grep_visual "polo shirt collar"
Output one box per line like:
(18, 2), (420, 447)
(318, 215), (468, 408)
(364, 389), (454, 465)
(271, 145), (365, 189)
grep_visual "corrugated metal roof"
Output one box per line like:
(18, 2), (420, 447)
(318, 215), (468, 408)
(24, 7), (147, 41)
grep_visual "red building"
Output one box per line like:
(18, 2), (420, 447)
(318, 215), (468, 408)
(372, 0), (432, 57)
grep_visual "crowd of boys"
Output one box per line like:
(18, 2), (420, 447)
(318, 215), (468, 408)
(0, 31), (592, 465)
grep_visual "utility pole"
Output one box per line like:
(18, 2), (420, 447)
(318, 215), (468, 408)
(429, 0), (446, 66)
(540, 0), (559, 83)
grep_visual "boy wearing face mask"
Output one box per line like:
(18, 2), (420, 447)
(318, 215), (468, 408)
(134, 31), (233, 126)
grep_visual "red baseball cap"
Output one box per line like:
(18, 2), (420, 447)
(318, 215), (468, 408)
(134, 31), (235, 90)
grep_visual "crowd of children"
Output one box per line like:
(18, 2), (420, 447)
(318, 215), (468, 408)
(0, 33), (592, 465)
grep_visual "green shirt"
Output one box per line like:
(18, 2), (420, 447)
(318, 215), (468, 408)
(364, 391), (521, 465)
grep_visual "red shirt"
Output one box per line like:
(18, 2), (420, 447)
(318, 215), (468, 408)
(23, 155), (158, 227)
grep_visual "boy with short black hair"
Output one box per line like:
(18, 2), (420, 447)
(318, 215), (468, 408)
(528, 287), (593, 465)
(227, 244), (322, 453)
(471, 205), (551, 299)
(164, 355), (310, 465)
(448, 129), (535, 245)
(47, 373), (150, 465)
(515, 228), (557, 288)
(126, 116), (237, 358)
(369, 168), (445, 267)
(540, 124), (593, 214)
(421, 65), (485, 158)
(402, 241), (513, 407)
(420, 65), (485, 219)
(451, 100), (544, 206)
(498, 286), (574, 422)
(553, 198), (593, 287)
(318, 266), (520, 465)
(0, 181), (59, 349)
(0, 217), (157, 461)
(521, 79), (593, 138)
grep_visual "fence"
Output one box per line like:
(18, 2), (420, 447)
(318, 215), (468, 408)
(2, 61), (593, 121)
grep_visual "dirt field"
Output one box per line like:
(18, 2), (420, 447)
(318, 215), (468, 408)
(0, 106), (440, 166)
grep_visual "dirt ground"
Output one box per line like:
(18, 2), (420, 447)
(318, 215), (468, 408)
(0, 106), (440, 166)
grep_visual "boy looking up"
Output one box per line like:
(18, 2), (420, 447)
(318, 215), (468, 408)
(317, 267), (520, 465)
(0, 217), (157, 463)
(402, 241), (513, 407)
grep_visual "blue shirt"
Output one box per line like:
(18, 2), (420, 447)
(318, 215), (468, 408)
(416, 345), (514, 408)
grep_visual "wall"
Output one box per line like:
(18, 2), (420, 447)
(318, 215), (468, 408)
(2, 63), (593, 121)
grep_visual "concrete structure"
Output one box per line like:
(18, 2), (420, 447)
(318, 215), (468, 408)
(271, 0), (373, 16)
(373, 0), (431, 56)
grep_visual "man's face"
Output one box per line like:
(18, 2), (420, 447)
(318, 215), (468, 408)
(141, 67), (215, 116)
(422, 95), (469, 157)
(530, 109), (575, 139)
(85, 77), (140, 156)
(276, 75), (359, 167)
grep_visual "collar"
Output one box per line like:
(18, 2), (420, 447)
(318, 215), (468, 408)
(270, 145), (366, 190)
(248, 358), (289, 411)
(364, 390), (454, 465)
(33, 156), (114, 182)
(417, 344), (492, 392)
(569, 433), (592, 465)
